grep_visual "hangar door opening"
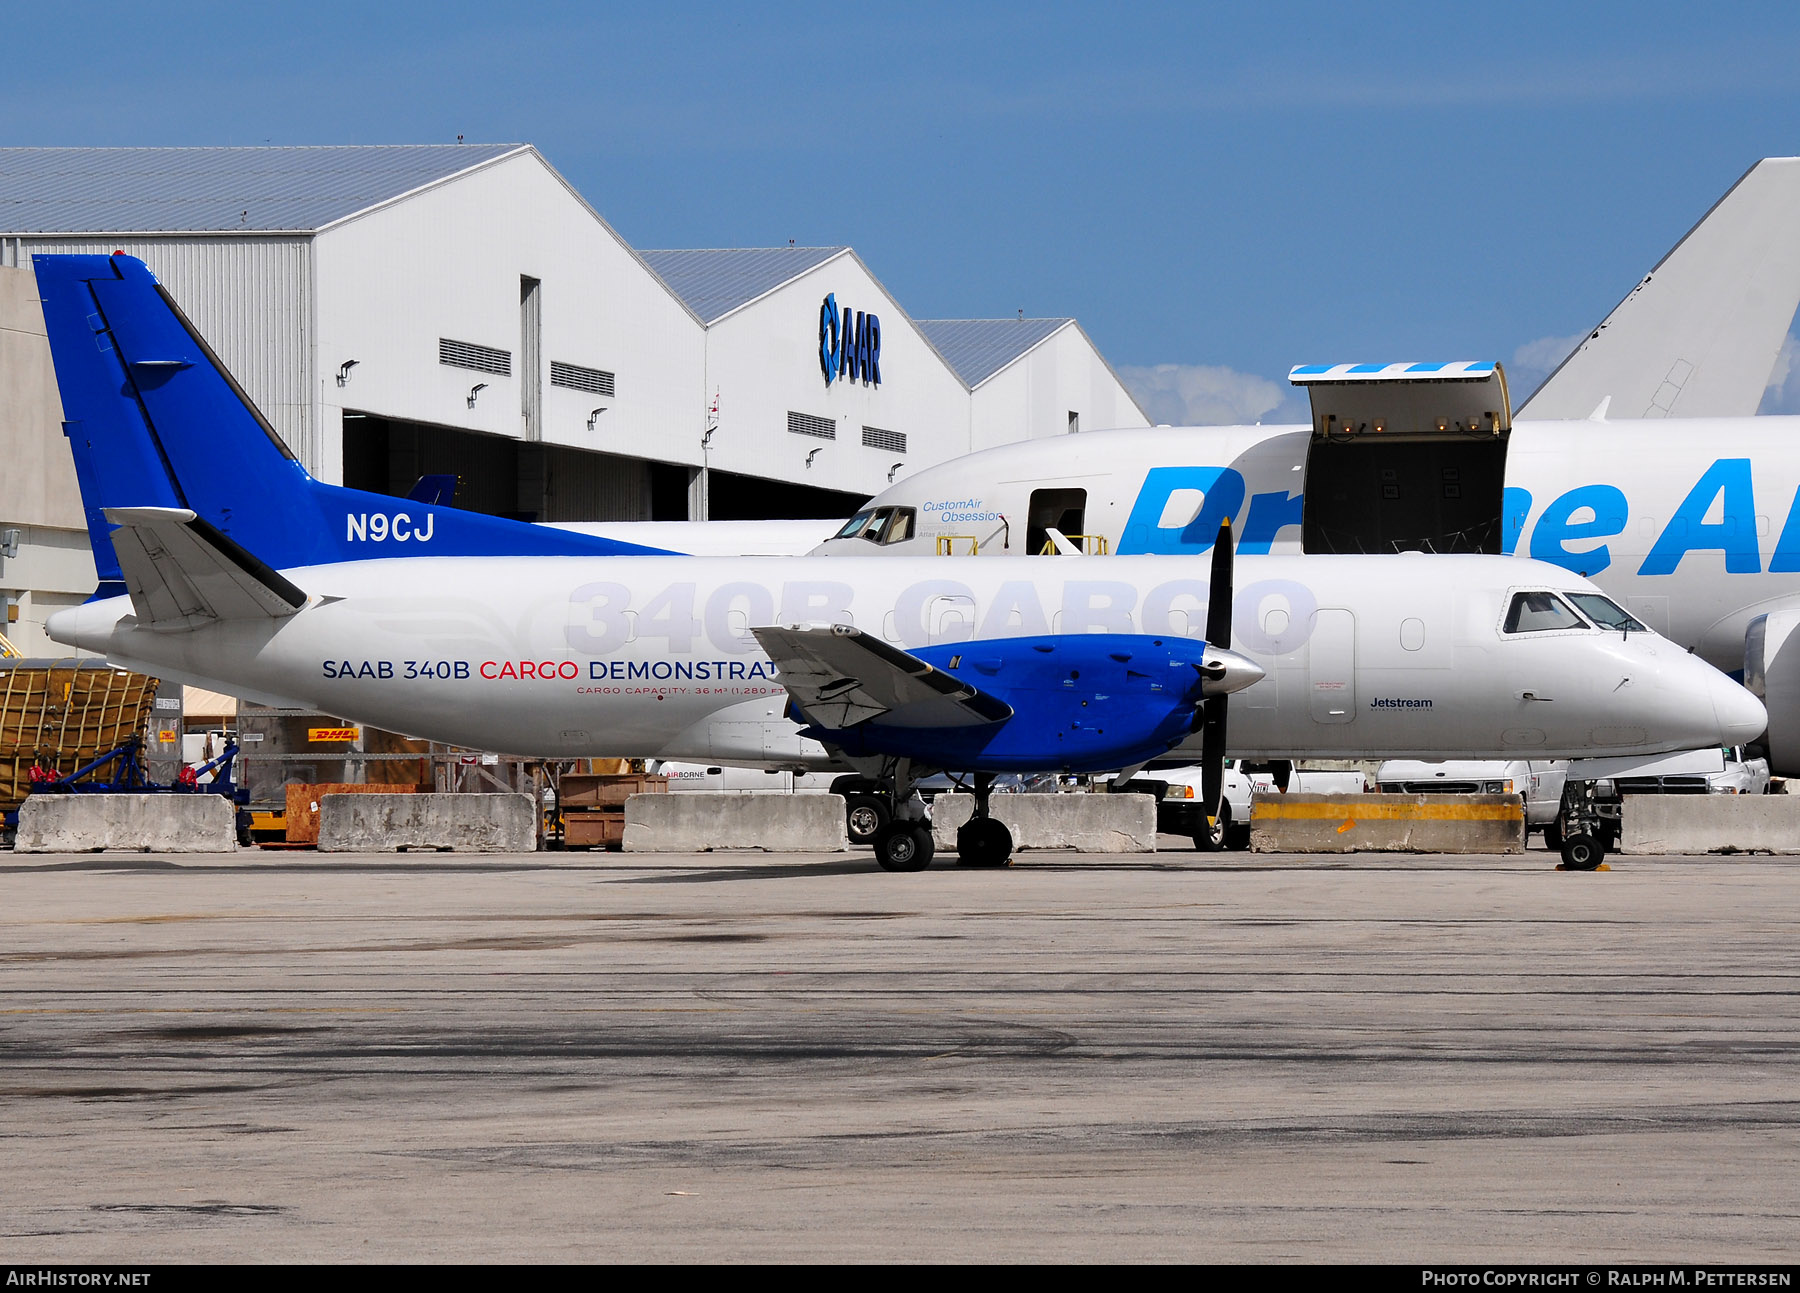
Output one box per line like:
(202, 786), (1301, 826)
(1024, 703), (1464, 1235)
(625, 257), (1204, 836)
(342, 412), (691, 521)
(707, 469), (868, 522)
(1294, 364), (1512, 555)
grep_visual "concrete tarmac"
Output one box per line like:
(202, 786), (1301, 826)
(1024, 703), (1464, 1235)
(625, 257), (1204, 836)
(0, 844), (1795, 1263)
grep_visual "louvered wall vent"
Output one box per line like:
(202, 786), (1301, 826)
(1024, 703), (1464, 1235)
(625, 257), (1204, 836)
(861, 425), (906, 453)
(551, 361), (615, 397)
(439, 338), (512, 376)
(787, 411), (836, 440)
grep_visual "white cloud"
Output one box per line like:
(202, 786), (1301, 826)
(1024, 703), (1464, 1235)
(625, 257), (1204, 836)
(1119, 362), (1306, 427)
(1508, 332), (1587, 402)
(1759, 332), (1800, 415)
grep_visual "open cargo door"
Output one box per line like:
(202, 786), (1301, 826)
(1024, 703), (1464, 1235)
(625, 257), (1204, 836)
(1291, 361), (1511, 555)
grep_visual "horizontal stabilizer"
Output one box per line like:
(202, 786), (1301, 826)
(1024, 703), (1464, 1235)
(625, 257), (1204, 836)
(102, 506), (306, 625)
(752, 623), (1013, 730)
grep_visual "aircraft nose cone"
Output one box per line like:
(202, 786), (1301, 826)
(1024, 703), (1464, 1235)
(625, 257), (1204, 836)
(1201, 647), (1265, 697)
(1712, 676), (1768, 747)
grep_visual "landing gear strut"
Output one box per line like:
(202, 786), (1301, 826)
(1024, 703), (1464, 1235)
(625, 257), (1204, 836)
(956, 773), (1014, 868)
(871, 758), (934, 872)
(1555, 780), (1609, 871)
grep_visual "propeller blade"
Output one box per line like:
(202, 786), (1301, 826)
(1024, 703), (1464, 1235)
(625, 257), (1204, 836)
(1200, 695), (1229, 821)
(1200, 518), (1236, 826)
(1206, 518), (1234, 649)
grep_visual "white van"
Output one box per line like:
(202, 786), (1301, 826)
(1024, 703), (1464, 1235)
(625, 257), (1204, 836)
(649, 761), (838, 794)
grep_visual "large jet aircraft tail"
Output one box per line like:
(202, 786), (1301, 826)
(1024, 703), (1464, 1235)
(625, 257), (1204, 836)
(34, 253), (673, 594)
(1520, 157), (1800, 420)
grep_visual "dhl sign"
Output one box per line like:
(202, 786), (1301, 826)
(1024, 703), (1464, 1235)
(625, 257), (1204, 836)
(309, 727), (360, 742)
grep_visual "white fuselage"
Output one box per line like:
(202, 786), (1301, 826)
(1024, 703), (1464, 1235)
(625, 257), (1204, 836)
(47, 552), (1762, 768)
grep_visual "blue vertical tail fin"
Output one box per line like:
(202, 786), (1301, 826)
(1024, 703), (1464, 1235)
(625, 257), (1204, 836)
(34, 252), (672, 585)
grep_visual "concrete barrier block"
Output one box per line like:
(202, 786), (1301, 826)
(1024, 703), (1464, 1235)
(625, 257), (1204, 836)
(317, 793), (535, 853)
(623, 793), (848, 852)
(15, 794), (237, 853)
(930, 793), (1156, 852)
(1621, 794), (1800, 854)
(1250, 793), (1524, 854)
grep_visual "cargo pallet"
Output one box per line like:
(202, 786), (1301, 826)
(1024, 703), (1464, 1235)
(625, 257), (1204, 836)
(557, 772), (667, 849)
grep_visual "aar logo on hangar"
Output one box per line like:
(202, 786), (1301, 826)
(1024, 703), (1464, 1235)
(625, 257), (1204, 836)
(819, 293), (882, 388)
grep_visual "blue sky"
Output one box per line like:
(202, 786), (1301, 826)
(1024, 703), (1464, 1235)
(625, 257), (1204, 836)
(10, 1), (1800, 421)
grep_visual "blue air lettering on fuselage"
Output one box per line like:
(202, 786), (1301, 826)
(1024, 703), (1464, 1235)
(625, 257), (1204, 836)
(1116, 467), (1303, 556)
(1118, 456), (1800, 578)
(1506, 457), (1780, 577)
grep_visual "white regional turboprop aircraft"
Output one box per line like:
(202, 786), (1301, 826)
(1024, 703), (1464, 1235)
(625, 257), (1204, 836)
(47, 511), (1762, 869)
(29, 249), (1769, 870)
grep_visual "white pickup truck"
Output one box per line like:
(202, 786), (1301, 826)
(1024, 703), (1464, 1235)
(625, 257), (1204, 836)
(1120, 760), (1366, 850)
(1375, 759), (1568, 834)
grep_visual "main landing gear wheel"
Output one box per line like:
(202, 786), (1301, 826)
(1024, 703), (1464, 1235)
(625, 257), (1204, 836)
(1560, 832), (1605, 871)
(956, 816), (1014, 868)
(844, 794), (889, 846)
(873, 820), (934, 872)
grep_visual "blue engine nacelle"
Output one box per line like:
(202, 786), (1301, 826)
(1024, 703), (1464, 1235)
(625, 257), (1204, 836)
(796, 634), (1216, 773)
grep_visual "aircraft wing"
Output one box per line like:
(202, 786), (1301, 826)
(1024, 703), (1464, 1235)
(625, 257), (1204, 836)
(751, 624), (1013, 730)
(102, 506), (307, 624)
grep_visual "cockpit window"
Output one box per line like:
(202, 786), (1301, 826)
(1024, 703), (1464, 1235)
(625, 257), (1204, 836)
(1567, 593), (1648, 633)
(1504, 591), (1588, 634)
(857, 506), (917, 545)
(834, 511), (874, 540)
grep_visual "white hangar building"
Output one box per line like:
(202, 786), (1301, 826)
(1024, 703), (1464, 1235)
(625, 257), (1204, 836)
(0, 144), (1146, 549)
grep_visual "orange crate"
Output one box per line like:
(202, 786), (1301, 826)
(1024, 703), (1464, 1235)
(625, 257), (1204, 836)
(563, 810), (625, 849)
(284, 782), (417, 845)
(560, 773), (667, 810)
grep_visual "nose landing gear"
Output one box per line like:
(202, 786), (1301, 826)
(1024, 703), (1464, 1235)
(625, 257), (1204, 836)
(1555, 780), (1617, 871)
